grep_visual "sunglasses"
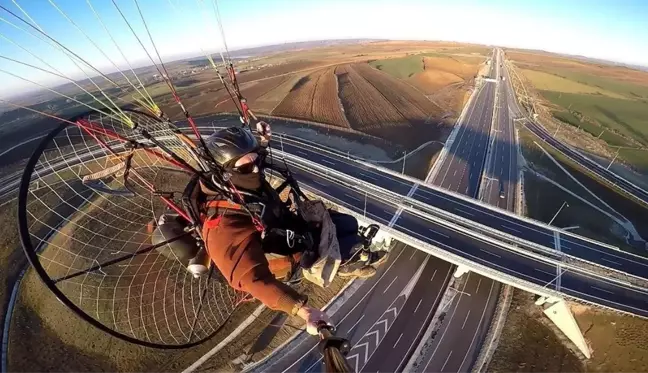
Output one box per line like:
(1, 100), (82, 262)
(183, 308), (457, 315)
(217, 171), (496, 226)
(232, 153), (259, 174)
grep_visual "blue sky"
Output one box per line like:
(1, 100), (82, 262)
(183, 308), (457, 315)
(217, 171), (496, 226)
(1, 0), (647, 97)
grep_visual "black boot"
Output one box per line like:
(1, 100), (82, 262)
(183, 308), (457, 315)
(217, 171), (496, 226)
(337, 244), (377, 278)
(337, 261), (377, 278)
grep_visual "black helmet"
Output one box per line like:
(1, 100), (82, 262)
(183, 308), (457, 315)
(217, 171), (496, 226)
(205, 127), (258, 168)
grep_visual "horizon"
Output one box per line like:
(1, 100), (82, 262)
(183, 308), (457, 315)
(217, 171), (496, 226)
(3, 37), (645, 103)
(1, 0), (647, 98)
(9, 37), (647, 100)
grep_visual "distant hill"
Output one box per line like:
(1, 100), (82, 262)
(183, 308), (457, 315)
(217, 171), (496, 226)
(227, 39), (386, 58)
(179, 39), (386, 64)
(8, 39), (386, 108)
(557, 53), (648, 72)
(504, 47), (648, 71)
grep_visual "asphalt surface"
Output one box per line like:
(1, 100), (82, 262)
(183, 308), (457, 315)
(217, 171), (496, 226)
(418, 273), (498, 372)
(482, 55), (516, 210)
(250, 243), (453, 373)
(412, 50), (503, 373)
(431, 79), (495, 197)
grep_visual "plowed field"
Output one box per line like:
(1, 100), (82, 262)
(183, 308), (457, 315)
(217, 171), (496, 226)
(253, 71), (311, 113)
(336, 64), (447, 147)
(272, 68), (349, 128)
(354, 63), (443, 120)
(215, 75), (291, 113)
(408, 56), (479, 94)
(335, 64), (408, 131)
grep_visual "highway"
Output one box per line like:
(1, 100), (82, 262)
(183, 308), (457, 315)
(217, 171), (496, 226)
(482, 52), (517, 211)
(259, 50), (648, 372)
(413, 49), (507, 373)
(5, 49), (648, 373)
(251, 52), (501, 373)
(249, 159), (648, 372)
(431, 75), (495, 197)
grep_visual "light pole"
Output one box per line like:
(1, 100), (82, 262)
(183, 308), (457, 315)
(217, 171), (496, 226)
(364, 191), (367, 218)
(597, 128), (606, 139)
(401, 150), (407, 175)
(607, 148), (620, 170)
(549, 201), (569, 225)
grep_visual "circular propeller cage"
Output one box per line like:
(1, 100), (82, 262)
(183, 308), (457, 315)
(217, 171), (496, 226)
(17, 109), (247, 348)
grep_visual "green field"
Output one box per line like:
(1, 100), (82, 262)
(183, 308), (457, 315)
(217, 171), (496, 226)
(369, 51), (485, 81)
(541, 90), (648, 146)
(435, 46), (490, 56)
(615, 147), (648, 172)
(523, 69), (625, 98)
(521, 62), (648, 168)
(551, 110), (633, 147)
(369, 55), (424, 79)
(545, 68), (648, 100)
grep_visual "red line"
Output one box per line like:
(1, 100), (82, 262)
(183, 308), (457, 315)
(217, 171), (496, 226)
(77, 119), (129, 142)
(79, 119), (193, 173)
(75, 119), (191, 222)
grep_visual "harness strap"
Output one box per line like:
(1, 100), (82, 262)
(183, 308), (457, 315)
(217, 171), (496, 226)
(204, 199), (265, 233)
(205, 200), (244, 210)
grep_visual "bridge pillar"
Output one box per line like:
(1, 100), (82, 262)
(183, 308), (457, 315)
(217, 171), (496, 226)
(543, 300), (591, 359)
(453, 265), (470, 278)
(534, 295), (562, 306)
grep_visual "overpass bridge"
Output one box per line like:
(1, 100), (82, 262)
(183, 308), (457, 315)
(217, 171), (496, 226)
(275, 134), (648, 282)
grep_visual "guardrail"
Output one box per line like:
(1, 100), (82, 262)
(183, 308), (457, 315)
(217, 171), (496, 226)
(292, 158), (648, 312)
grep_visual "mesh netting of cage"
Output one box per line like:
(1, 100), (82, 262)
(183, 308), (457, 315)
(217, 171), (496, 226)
(17, 109), (247, 348)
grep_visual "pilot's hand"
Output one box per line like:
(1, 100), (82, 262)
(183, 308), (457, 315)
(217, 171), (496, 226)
(296, 305), (332, 335)
(256, 121), (272, 145)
